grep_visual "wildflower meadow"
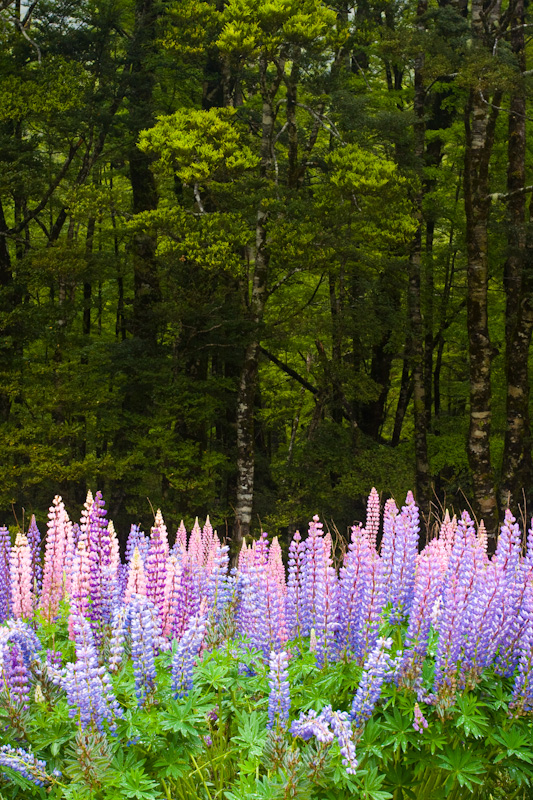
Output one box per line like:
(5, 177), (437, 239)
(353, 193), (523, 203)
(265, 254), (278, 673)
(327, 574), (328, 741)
(1, 489), (533, 799)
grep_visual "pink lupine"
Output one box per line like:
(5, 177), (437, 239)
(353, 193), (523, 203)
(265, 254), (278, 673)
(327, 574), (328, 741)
(154, 509), (169, 556)
(439, 510), (457, 552)
(40, 496), (73, 621)
(202, 516), (214, 566)
(146, 525), (167, 618)
(365, 487), (380, 551)
(173, 520), (187, 557)
(188, 518), (203, 565)
(477, 520), (488, 554)
(162, 555), (182, 637)
(10, 533), (33, 619)
(69, 532), (92, 638)
(268, 537), (286, 596)
(125, 548), (148, 603)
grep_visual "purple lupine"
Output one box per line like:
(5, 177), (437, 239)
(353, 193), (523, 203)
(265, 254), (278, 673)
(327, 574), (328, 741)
(86, 491), (114, 642)
(128, 594), (160, 704)
(300, 516), (326, 636)
(492, 510), (526, 676)
(253, 561), (285, 656)
(4, 643), (31, 708)
(285, 530), (305, 639)
(125, 525), (149, 565)
(291, 708), (334, 743)
(433, 511), (477, 697)
(0, 526), (12, 622)
(0, 745), (58, 787)
(146, 525), (167, 619)
(356, 546), (385, 661)
(321, 706), (358, 774)
(387, 495), (419, 624)
(510, 578), (533, 714)
(413, 702), (428, 732)
(27, 514), (42, 597)
(337, 526), (373, 660)
(350, 636), (393, 728)
(172, 563), (201, 640)
(206, 544), (230, 623)
(171, 610), (207, 698)
(401, 549), (444, 678)
(0, 619), (41, 670)
(291, 706), (357, 774)
(314, 551), (339, 669)
(267, 650), (290, 730)
(63, 603), (122, 730)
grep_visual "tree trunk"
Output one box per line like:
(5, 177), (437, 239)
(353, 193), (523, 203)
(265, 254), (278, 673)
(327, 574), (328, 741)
(408, 0), (431, 522)
(463, 0), (501, 539)
(233, 57), (275, 555)
(500, 0), (533, 512)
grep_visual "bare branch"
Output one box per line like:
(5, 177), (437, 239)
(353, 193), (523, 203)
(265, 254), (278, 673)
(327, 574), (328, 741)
(259, 346), (318, 395)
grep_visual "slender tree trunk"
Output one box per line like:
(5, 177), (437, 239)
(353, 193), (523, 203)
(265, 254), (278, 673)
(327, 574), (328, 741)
(500, 0), (533, 512)
(463, 0), (501, 538)
(409, 0), (431, 521)
(391, 345), (413, 446)
(233, 56), (276, 555)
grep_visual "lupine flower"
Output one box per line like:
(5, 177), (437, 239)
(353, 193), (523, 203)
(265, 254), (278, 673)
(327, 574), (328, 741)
(63, 603), (122, 730)
(174, 520), (188, 556)
(413, 702), (428, 732)
(285, 530), (305, 639)
(301, 516), (326, 636)
(128, 594), (160, 704)
(155, 508), (170, 556)
(0, 527), (12, 623)
(433, 512), (477, 697)
(85, 491), (114, 640)
(125, 524), (149, 565)
(206, 545), (230, 624)
(10, 532), (33, 619)
(125, 547), (148, 603)
(40, 496), (73, 621)
(387, 495), (419, 624)
(364, 487), (380, 551)
(291, 708), (334, 743)
(0, 745), (58, 787)
(3, 642), (31, 708)
(146, 525), (167, 618)
(26, 515), (42, 596)
(509, 578), (533, 714)
(320, 706), (358, 774)
(338, 526), (373, 660)
(171, 609), (207, 698)
(188, 518), (203, 566)
(350, 637), (393, 728)
(267, 650), (290, 730)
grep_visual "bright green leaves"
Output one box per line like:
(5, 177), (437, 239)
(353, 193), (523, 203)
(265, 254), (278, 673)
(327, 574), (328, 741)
(139, 107), (259, 185)
(217, 0), (337, 56)
(322, 144), (418, 248)
(436, 747), (486, 794)
(0, 57), (87, 122)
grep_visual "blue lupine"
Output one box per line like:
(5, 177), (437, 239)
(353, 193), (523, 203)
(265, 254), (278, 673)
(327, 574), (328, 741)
(510, 579), (533, 714)
(267, 650), (290, 730)
(129, 594), (160, 704)
(0, 526), (11, 622)
(206, 545), (230, 623)
(171, 610), (207, 698)
(27, 515), (42, 597)
(350, 636), (393, 727)
(320, 706), (358, 774)
(285, 530), (305, 639)
(0, 745), (58, 787)
(63, 604), (122, 730)
(433, 512), (476, 695)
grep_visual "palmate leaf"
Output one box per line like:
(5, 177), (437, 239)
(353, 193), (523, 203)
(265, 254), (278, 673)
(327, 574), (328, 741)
(454, 695), (489, 739)
(437, 747), (485, 793)
(232, 709), (268, 758)
(118, 766), (164, 800)
(382, 707), (414, 753)
(383, 762), (418, 800)
(490, 728), (533, 764)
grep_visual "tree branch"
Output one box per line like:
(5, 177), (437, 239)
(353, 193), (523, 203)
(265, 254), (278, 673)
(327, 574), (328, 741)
(259, 346), (318, 395)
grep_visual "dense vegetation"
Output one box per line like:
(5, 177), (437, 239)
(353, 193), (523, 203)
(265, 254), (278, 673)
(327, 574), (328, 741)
(2, 491), (533, 799)
(1, 0), (532, 547)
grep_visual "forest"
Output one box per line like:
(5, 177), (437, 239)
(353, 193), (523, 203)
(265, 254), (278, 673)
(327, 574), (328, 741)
(0, 0), (531, 552)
